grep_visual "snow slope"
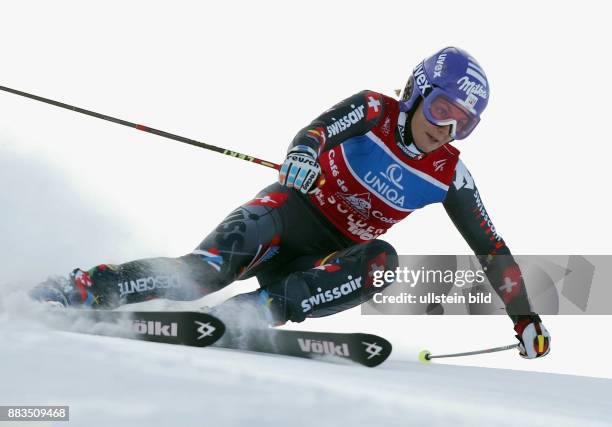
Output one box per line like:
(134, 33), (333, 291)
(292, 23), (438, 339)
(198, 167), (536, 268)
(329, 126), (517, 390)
(0, 302), (610, 427)
(1, 2), (612, 425)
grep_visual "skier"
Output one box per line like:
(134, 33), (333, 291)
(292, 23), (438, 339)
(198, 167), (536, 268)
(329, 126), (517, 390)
(31, 47), (550, 359)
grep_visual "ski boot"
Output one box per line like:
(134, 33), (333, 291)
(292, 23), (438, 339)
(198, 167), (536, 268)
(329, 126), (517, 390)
(203, 289), (290, 348)
(205, 289), (286, 329)
(29, 268), (96, 308)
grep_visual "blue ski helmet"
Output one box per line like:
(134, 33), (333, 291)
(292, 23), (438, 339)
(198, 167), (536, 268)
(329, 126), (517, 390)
(399, 47), (489, 140)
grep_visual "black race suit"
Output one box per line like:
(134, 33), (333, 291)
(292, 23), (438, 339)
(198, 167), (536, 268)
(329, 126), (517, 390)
(50, 91), (534, 324)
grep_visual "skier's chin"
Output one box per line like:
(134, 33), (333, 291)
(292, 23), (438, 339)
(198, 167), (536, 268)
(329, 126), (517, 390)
(414, 134), (439, 153)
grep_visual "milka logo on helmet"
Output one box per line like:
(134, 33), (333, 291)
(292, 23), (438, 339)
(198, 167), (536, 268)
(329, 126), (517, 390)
(433, 53), (447, 78)
(327, 104), (366, 137)
(301, 275), (362, 313)
(413, 62), (432, 94)
(457, 61), (488, 99)
(457, 76), (488, 99)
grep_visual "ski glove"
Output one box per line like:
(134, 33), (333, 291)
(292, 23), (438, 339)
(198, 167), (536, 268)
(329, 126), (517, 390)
(279, 145), (321, 194)
(514, 314), (551, 359)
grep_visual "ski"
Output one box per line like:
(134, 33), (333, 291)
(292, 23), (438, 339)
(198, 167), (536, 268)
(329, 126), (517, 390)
(214, 328), (392, 367)
(48, 310), (391, 367)
(50, 310), (226, 347)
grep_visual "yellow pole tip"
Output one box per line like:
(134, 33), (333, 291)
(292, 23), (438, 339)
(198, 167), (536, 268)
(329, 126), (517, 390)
(418, 349), (432, 363)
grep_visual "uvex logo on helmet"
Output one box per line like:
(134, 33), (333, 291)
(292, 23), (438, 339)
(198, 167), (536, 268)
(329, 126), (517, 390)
(412, 62), (432, 95)
(433, 53), (447, 78)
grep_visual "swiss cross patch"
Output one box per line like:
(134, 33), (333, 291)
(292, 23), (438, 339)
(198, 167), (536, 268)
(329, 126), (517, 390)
(247, 192), (289, 208)
(365, 252), (388, 288)
(365, 93), (382, 121)
(499, 264), (523, 303)
(313, 263), (342, 272)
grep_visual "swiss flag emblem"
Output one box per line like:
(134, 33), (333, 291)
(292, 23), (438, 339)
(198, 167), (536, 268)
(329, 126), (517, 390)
(313, 263), (342, 272)
(499, 265), (523, 303)
(247, 192), (289, 208)
(365, 93), (382, 121)
(365, 252), (388, 288)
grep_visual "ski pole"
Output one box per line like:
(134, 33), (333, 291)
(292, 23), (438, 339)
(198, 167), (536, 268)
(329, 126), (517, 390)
(418, 343), (518, 363)
(0, 85), (280, 170)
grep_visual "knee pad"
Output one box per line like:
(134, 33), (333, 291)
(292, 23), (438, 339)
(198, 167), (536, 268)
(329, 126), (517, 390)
(345, 239), (398, 291)
(262, 239), (398, 324)
(365, 239), (398, 259)
(263, 275), (312, 323)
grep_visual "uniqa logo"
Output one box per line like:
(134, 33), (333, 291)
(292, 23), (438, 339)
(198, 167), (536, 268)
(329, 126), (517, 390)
(363, 164), (405, 207)
(380, 164), (404, 189)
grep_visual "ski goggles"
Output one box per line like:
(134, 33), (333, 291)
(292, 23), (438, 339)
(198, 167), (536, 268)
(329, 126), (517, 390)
(421, 89), (480, 140)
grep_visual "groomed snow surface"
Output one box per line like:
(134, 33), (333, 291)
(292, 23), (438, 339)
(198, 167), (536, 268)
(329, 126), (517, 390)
(1, 294), (611, 427)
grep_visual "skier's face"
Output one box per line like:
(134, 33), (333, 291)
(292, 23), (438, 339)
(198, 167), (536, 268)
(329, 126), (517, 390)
(411, 100), (453, 152)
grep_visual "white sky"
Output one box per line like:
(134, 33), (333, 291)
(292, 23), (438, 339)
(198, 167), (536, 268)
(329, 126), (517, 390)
(1, 0), (611, 378)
